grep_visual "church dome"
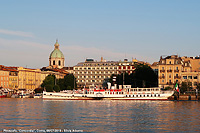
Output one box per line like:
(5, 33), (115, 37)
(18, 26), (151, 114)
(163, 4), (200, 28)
(49, 40), (64, 58)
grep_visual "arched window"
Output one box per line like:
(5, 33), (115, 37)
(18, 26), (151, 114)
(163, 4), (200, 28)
(59, 60), (61, 66)
(53, 60), (55, 65)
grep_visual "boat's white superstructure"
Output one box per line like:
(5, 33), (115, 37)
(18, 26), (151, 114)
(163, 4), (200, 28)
(43, 85), (174, 100)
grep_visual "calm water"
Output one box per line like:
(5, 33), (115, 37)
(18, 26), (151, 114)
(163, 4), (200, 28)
(0, 99), (200, 133)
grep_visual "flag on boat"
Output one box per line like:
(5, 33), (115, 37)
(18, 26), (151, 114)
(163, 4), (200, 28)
(175, 83), (179, 92)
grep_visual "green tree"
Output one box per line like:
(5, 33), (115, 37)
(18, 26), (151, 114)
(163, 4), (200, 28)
(45, 84), (54, 92)
(53, 85), (60, 92)
(63, 74), (76, 90)
(164, 86), (172, 90)
(181, 82), (188, 93)
(132, 64), (158, 87)
(41, 74), (55, 88)
(57, 78), (65, 91)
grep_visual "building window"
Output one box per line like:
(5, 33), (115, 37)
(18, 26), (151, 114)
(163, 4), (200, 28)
(183, 76), (187, 79)
(188, 76), (192, 79)
(169, 74), (171, 78)
(53, 60), (55, 65)
(59, 60), (61, 66)
(194, 76), (197, 79)
(169, 61), (171, 64)
(162, 80), (164, 82)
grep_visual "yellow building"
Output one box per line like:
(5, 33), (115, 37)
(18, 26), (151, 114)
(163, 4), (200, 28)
(18, 67), (41, 92)
(0, 69), (9, 89)
(41, 69), (66, 85)
(8, 68), (18, 90)
(157, 55), (200, 89)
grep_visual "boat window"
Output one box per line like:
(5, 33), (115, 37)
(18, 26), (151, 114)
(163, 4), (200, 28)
(154, 94), (156, 97)
(122, 92), (123, 94)
(144, 95), (145, 97)
(133, 95), (134, 97)
(158, 94), (160, 97)
(126, 95), (128, 97)
(44, 94), (46, 95)
(147, 95), (149, 97)
(130, 89), (133, 92)
(136, 95), (138, 97)
(50, 94), (52, 95)
(147, 89), (150, 91)
(143, 89), (146, 91)
(108, 92), (110, 94)
(105, 92), (107, 94)
(138, 89), (141, 91)
(151, 95), (153, 97)
(134, 89), (137, 91)
(140, 95), (142, 97)
(129, 95), (131, 97)
(156, 89), (159, 91)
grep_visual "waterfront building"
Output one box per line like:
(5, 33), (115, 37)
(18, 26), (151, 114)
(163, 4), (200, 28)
(40, 67), (67, 84)
(74, 57), (137, 88)
(49, 40), (65, 69)
(0, 67), (9, 89)
(18, 67), (41, 92)
(157, 55), (200, 89)
(7, 67), (18, 90)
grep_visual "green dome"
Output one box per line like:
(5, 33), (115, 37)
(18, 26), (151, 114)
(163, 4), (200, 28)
(49, 40), (64, 58)
(50, 49), (64, 58)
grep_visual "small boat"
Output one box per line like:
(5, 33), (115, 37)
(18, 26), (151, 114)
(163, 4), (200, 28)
(34, 93), (42, 98)
(0, 92), (7, 98)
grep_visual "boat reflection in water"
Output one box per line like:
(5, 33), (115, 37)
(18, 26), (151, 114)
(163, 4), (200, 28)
(1, 99), (200, 132)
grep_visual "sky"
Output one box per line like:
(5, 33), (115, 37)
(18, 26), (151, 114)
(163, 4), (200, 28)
(0, 0), (200, 68)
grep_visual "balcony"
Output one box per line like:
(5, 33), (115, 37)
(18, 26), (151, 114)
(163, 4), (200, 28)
(159, 76), (165, 79)
(167, 70), (172, 72)
(167, 82), (173, 85)
(174, 76), (181, 79)
(160, 70), (165, 73)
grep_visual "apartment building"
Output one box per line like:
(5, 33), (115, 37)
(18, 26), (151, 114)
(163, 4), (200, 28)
(157, 55), (200, 89)
(74, 57), (136, 88)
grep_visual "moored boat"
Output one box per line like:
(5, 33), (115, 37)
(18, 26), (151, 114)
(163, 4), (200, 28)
(0, 92), (7, 98)
(43, 85), (174, 100)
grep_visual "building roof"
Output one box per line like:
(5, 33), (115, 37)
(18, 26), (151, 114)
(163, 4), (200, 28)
(49, 40), (64, 58)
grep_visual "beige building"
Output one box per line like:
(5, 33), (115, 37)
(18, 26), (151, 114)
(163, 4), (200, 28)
(18, 67), (41, 92)
(0, 68), (9, 89)
(74, 58), (137, 88)
(157, 55), (200, 89)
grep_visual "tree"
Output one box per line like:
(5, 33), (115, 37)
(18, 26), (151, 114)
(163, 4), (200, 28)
(132, 64), (158, 87)
(53, 85), (60, 92)
(41, 74), (55, 88)
(63, 74), (76, 90)
(164, 86), (173, 90)
(181, 82), (188, 93)
(45, 84), (54, 92)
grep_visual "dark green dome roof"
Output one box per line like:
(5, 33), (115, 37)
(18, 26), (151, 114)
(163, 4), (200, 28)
(49, 40), (64, 58)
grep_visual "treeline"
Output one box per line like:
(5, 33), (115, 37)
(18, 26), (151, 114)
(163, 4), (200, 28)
(41, 74), (76, 92)
(108, 64), (158, 88)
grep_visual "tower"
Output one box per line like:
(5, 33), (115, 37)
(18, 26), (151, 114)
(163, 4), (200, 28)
(49, 40), (65, 69)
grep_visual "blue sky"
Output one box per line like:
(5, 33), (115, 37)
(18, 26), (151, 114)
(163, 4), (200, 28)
(0, 0), (200, 68)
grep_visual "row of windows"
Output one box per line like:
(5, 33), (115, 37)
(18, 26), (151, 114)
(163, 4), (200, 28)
(75, 71), (116, 74)
(82, 63), (118, 66)
(1, 82), (9, 87)
(77, 76), (110, 79)
(0, 77), (9, 81)
(75, 67), (118, 70)
(78, 80), (103, 83)
(183, 76), (198, 79)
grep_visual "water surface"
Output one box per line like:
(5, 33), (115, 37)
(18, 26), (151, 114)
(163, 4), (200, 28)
(0, 99), (200, 132)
